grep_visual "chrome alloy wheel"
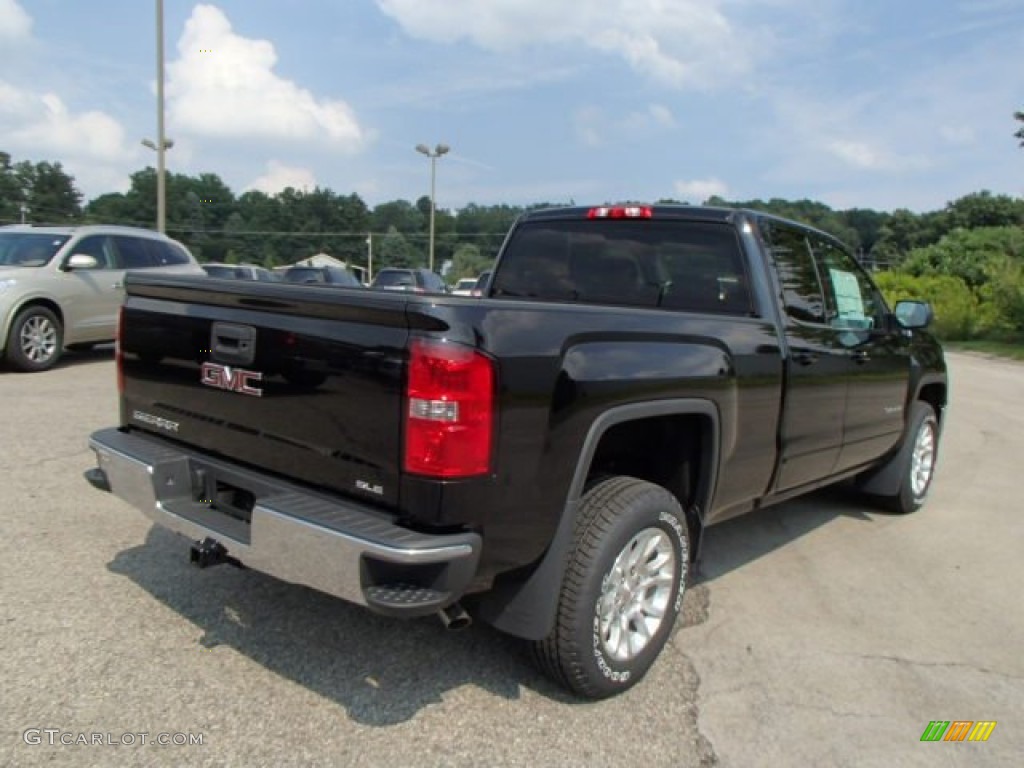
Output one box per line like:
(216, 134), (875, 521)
(597, 527), (677, 663)
(911, 419), (936, 497)
(19, 314), (58, 364)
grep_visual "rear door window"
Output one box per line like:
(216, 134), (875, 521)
(760, 222), (827, 325)
(112, 236), (155, 268)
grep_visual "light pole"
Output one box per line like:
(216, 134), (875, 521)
(365, 232), (373, 283)
(142, 0), (172, 232)
(415, 143), (449, 273)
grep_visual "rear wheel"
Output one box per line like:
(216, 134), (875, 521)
(6, 306), (63, 372)
(532, 476), (689, 699)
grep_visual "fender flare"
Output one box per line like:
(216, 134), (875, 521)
(478, 399), (719, 640)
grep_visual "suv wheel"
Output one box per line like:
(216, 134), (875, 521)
(6, 306), (63, 372)
(532, 476), (689, 698)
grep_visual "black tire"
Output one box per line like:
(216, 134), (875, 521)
(5, 306), (63, 372)
(883, 401), (940, 514)
(532, 476), (689, 699)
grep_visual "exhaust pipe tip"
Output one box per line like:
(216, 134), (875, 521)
(438, 602), (472, 631)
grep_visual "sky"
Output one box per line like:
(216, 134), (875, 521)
(1, 0), (1022, 213)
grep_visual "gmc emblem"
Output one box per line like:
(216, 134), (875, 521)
(200, 362), (263, 397)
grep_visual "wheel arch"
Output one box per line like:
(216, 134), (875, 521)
(477, 399), (720, 640)
(3, 296), (65, 351)
(857, 395), (940, 499)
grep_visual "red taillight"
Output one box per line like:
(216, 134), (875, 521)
(404, 339), (495, 478)
(587, 205), (653, 219)
(116, 306), (125, 395)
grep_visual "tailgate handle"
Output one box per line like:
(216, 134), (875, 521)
(211, 322), (257, 366)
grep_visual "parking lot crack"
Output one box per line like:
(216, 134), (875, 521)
(838, 652), (1024, 682)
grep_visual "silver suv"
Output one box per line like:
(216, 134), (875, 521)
(0, 225), (202, 372)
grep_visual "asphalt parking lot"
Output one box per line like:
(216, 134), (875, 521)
(1, 350), (1021, 767)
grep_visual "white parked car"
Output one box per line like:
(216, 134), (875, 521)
(0, 224), (203, 372)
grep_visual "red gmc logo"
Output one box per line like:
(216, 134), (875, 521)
(200, 362), (263, 397)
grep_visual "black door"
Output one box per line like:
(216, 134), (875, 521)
(763, 222), (848, 492)
(807, 235), (911, 472)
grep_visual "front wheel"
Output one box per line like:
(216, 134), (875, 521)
(6, 306), (64, 372)
(532, 476), (689, 699)
(884, 401), (940, 514)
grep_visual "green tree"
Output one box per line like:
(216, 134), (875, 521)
(901, 226), (1024, 289)
(874, 272), (983, 340)
(0, 151), (25, 224)
(7, 159), (83, 223)
(453, 203), (522, 260)
(980, 258), (1024, 333)
(371, 199), (424, 236)
(377, 225), (418, 268)
(945, 191), (1024, 230)
(449, 243), (492, 281)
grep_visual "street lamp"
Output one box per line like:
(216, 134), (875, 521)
(142, 0), (172, 233)
(415, 142), (449, 273)
(141, 137), (174, 232)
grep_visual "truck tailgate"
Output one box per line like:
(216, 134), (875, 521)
(118, 275), (411, 507)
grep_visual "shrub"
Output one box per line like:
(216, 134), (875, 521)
(874, 272), (982, 340)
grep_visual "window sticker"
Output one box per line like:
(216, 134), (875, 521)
(829, 268), (865, 322)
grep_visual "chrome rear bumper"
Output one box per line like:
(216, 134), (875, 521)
(87, 427), (480, 617)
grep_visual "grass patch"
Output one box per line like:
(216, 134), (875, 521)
(946, 339), (1024, 361)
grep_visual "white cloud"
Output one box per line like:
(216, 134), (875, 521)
(574, 107), (605, 147)
(673, 177), (728, 202)
(0, 79), (131, 162)
(0, 0), (31, 41)
(376, 0), (755, 88)
(647, 104), (676, 128)
(575, 103), (677, 146)
(245, 161), (317, 194)
(939, 124), (976, 145)
(167, 5), (365, 148)
(827, 140), (886, 170)
(0, 79), (135, 199)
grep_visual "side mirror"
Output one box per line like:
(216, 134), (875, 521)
(66, 254), (100, 270)
(894, 300), (933, 329)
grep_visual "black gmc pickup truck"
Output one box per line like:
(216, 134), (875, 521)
(87, 204), (947, 698)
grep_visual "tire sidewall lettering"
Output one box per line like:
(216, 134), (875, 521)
(589, 504), (687, 683)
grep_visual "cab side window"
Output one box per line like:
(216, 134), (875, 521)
(808, 236), (885, 331)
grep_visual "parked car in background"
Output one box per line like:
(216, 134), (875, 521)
(202, 263), (280, 281)
(470, 270), (492, 297)
(451, 277), (477, 296)
(0, 224), (202, 372)
(370, 267), (447, 294)
(281, 265), (362, 287)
